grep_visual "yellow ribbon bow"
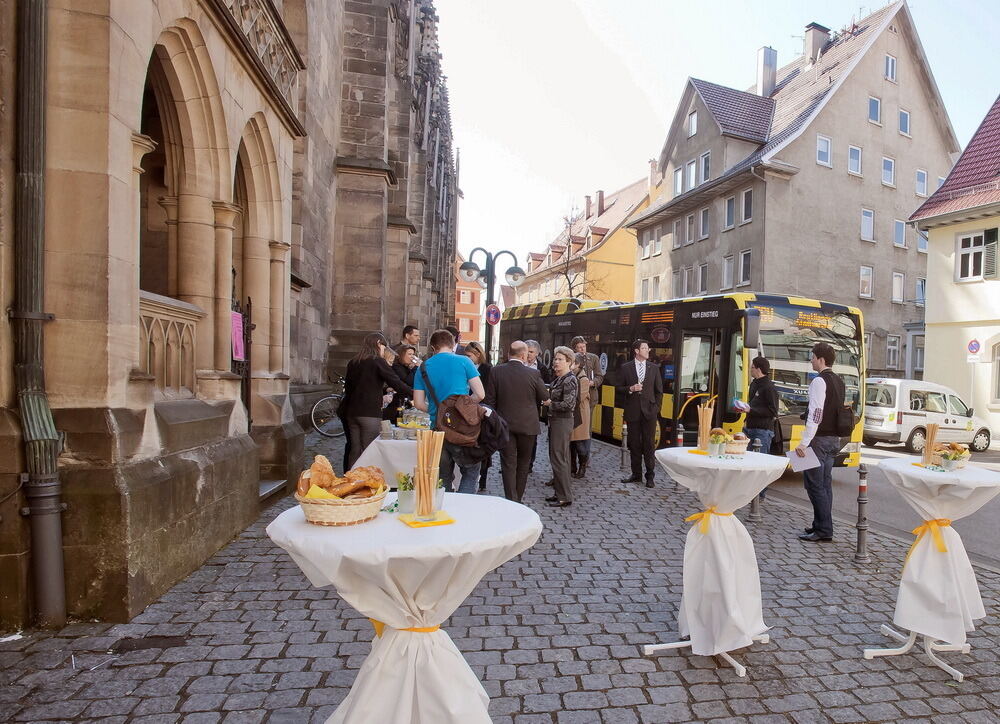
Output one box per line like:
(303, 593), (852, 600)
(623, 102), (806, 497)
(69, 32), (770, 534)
(368, 619), (440, 638)
(684, 506), (732, 535)
(905, 518), (951, 567)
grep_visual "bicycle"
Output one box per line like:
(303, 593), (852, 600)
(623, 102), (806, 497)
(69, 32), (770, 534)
(311, 375), (346, 438)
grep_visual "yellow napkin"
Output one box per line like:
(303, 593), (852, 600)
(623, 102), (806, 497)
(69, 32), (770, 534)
(398, 511), (455, 528)
(305, 484), (339, 499)
(688, 449), (708, 455)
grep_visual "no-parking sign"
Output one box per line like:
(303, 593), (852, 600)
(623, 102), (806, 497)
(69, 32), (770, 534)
(485, 304), (501, 326)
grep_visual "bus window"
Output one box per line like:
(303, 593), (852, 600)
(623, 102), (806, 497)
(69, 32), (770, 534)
(728, 331), (745, 412)
(651, 346), (674, 396)
(679, 336), (712, 394)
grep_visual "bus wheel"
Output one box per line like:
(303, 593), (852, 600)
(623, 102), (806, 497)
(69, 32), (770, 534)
(906, 427), (926, 454)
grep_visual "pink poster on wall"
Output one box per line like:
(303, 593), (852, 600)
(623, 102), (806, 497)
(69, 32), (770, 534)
(231, 311), (245, 361)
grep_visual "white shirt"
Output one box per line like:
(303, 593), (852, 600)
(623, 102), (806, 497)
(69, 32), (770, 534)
(634, 359), (646, 385)
(799, 374), (827, 448)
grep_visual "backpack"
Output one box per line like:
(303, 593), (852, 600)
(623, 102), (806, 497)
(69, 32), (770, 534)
(821, 369), (856, 437)
(420, 367), (484, 446)
(478, 407), (510, 455)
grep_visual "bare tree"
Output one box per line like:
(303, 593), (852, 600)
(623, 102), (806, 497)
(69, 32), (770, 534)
(553, 211), (611, 300)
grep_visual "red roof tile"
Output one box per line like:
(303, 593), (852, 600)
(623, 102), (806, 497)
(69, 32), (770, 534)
(911, 93), (1000, 221)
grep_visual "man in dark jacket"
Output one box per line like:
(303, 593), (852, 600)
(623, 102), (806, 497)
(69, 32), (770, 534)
(484, 340), (550, 502)
(615, 339), (663, 488)
(742, 356), (779, 455)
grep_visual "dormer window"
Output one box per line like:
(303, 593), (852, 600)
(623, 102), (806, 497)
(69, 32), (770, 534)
(688, 111), (697, 137)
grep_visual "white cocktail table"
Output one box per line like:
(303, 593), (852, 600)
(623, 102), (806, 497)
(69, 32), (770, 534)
(649, 447), (788, 676)
(863, 456), (1000, 681)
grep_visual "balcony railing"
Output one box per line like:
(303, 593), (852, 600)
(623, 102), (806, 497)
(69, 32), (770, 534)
(139, 291), (206, 399)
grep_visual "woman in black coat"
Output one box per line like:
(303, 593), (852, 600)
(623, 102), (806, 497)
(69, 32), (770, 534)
(341, 332), (413, 468)
(383, 345), (418, 422)
(463, 341), (493, 492)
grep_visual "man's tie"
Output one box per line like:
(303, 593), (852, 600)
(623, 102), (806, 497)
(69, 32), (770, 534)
(637, 362), (645, 386)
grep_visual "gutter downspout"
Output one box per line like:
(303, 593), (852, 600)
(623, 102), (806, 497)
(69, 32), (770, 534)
(12, 0), (66, 627)
(750, 164), (767, 291)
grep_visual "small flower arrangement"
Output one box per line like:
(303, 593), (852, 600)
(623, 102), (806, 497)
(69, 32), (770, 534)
(396, 472), (413, 491)
(708, 428), (731, 445)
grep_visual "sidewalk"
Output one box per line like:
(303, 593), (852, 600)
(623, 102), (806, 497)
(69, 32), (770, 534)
(2, 430), (999, 723)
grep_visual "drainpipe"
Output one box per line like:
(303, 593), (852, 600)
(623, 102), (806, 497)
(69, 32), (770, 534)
(12, 0), (66, 628)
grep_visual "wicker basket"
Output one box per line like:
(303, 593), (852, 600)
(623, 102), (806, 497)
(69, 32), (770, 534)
(927, 452), (968, 470)
(725, 437), (751, 455)
(295, 489), (388, 526)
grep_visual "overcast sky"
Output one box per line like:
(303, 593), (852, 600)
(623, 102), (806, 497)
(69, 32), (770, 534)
(434, 0), (998, 273)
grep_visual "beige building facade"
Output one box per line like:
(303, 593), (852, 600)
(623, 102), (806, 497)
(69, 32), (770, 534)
(630, 2), (959, 378)
(911, 94), (1000, 438)
(0, 0), (457, 630)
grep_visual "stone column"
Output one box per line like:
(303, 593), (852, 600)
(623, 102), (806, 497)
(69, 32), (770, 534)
(158, 196), (179, 297)
(243, 235), (271, 375)
(212, 202), (241, 373)
(269, 241), (290, 373)
(176, 194), (217, 370)
(130, 134), (156, 365)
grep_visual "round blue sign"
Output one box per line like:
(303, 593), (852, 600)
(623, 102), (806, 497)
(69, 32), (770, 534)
(968, 339), (981, 354)
(485, 304), (501, 326)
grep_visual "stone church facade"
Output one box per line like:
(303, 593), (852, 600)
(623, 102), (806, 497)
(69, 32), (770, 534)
(0, 0), (457, 630)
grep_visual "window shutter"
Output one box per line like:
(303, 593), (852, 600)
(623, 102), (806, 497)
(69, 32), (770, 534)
(984, 228), (998, 279)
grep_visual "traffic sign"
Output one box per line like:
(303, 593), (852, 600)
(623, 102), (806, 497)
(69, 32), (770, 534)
(485, 303), (501, 326)
(968, 339), (981, 354)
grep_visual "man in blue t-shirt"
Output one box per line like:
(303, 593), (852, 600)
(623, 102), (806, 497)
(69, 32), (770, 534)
(413, 329), (485, 494)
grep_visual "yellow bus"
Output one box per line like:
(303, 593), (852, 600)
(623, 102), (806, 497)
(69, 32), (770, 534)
(500, 292), (865, 466)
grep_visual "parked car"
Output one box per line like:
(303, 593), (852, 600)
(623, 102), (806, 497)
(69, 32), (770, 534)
(863, 378), (992, 453)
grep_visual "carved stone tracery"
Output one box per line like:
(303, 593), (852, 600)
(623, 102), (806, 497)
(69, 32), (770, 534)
(223, 0), (302, 113)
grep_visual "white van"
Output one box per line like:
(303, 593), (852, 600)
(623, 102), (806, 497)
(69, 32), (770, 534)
(864, 378), (992, 453)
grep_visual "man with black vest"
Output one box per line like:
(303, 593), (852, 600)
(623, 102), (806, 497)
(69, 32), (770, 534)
(794, 342), (845, 542)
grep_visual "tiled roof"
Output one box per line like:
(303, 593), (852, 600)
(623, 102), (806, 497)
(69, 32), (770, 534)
(910, 93), (1000, 221)
(690, 78), (773, 143)
(634, 2), (905, 227)
(525, 177), (648, 274)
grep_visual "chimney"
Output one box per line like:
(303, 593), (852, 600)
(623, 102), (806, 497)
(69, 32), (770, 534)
(585, 195), (592, 218)
(804, 22), (830, 64)
(755, 46), (777, 97)
(596, 190), (605, 216)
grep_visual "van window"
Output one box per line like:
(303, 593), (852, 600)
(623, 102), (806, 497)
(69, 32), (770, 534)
(865, 384), (895, 408)
(910, 390), (946, 412)
(948, 395), (970, 416)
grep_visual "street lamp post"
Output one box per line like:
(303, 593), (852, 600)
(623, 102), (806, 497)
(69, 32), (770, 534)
(458, 247), (525, 362)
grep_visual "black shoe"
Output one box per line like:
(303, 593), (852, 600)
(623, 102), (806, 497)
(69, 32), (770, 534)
(645, 480), (655, 488)
(547, 500), (571, 508)
(621, 477), (641, 484)
(798, 532), (833, 542)
(545, 496), (560, 503)
(803, 527), (815, 534)
(545, 478), (555, 487)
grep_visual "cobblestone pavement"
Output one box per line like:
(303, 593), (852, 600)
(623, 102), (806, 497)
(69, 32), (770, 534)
(2, 430), (1000, 723)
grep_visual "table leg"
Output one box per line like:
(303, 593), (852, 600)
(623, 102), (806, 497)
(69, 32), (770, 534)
(643, 634), (769, 678)
(863, 624), (969, 682)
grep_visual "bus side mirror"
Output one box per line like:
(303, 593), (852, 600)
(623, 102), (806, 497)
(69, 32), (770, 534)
(742, 308), (760, 350)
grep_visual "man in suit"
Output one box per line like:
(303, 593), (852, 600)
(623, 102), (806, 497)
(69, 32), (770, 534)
(571, 335), (604, 411)
(616, 339), (663, 488)
(484, 340), (550, 502)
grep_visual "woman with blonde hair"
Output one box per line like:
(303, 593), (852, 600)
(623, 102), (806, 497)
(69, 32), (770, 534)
(542, 346), (578, 508)
(571, 352), (592, 478)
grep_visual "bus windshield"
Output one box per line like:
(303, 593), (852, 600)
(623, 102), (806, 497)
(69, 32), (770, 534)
(751, 303), (863, 418)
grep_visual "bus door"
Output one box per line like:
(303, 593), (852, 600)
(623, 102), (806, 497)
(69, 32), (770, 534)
(673, 329), (719, 446)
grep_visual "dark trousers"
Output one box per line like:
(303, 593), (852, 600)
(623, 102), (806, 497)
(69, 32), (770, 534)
(500, 432), (535, 502)
(548, 416), (573, 503)
(627, 416), (658, 480)
(346, 416), (381, 469)
(803, 436), (839, 538)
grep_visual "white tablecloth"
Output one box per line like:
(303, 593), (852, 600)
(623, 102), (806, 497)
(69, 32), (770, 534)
(656, 448), (789, 655)
(879, 457), (1000, 645)
(266, 493), (542, 724)
(352, 438), (462, 490)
